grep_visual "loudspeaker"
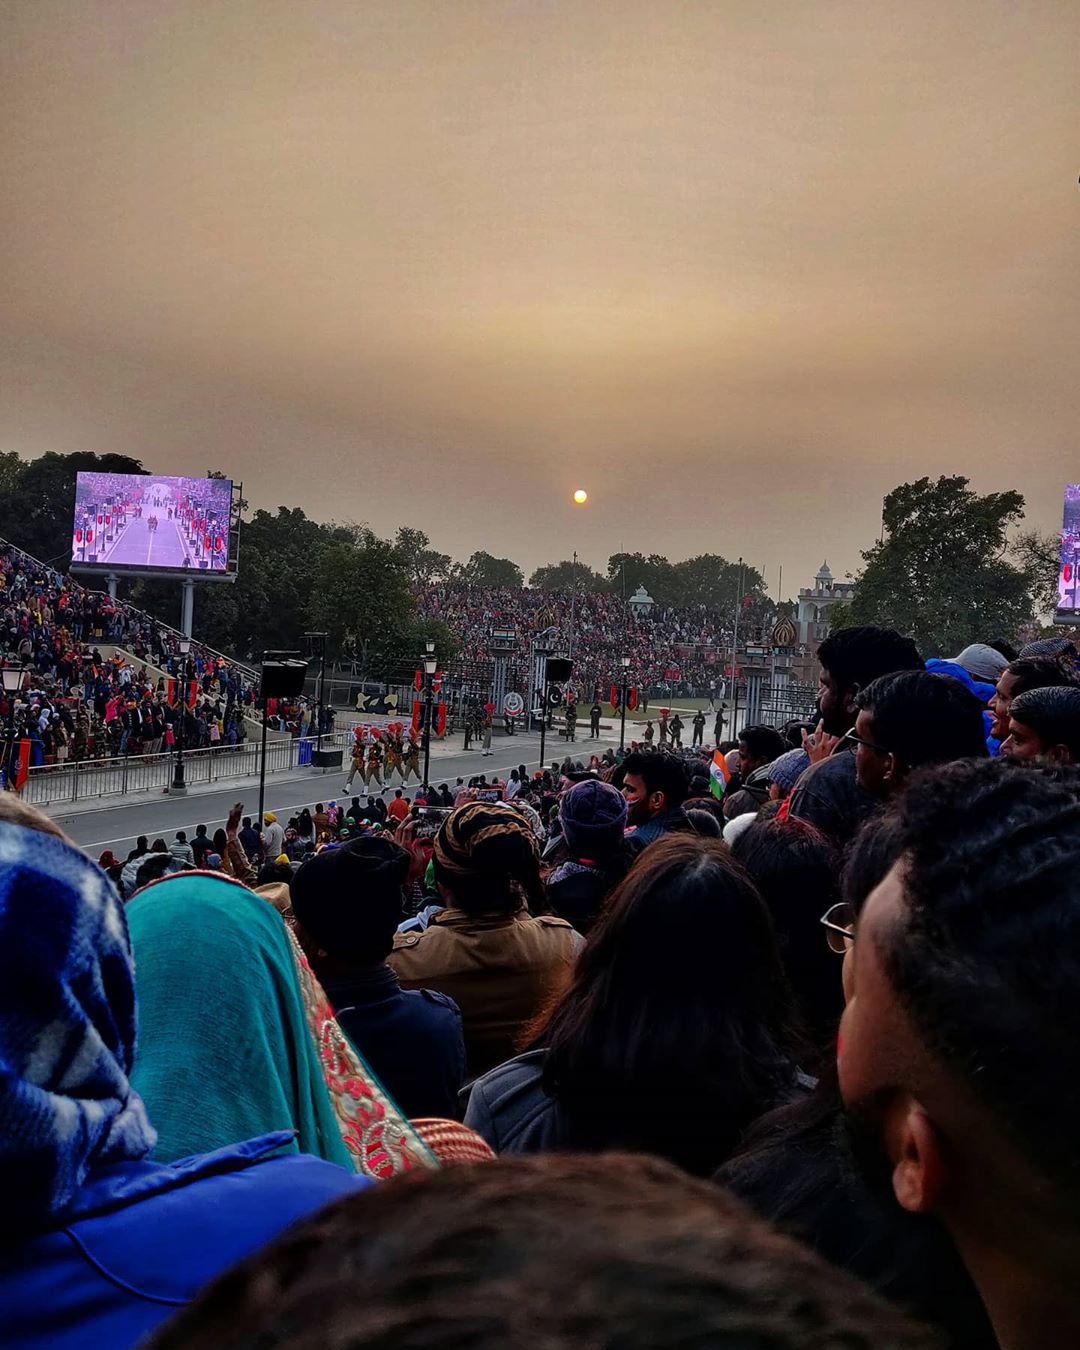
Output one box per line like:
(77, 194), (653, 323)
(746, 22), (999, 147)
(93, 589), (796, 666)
(545, 657), (573, 683)
(260, 658), (308, 700)
(311, 748), (343, 770)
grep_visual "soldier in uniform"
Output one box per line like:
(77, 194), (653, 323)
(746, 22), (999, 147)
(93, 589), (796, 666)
(401, 734), (422, 785)
(590, 700), (602, 738)
(344, 731), (366, 793)
(643, 719), (655, 746)
(365, 739), (384, 793)
(565, 702), (577, 743)
(692, 710), (707, 747)
(658, 711), (669, 747)
(383, 729), (403, 784)
(714, 703), (728, 746)
(669, 713), (684, 748)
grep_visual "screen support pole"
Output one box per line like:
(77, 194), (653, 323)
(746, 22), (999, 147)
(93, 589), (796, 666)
(180, 578), (195, 637)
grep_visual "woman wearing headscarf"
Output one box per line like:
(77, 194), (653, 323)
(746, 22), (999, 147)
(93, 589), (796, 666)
(0, 799), (365, 1350)
(390, 802), (583, 1077)
(127, 872), (431, 1179)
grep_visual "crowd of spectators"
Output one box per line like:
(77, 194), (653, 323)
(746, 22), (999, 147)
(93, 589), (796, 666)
(10, 575), (1080, 1346)
(418, 581), (756, 697)
(0, 542), (256, 779)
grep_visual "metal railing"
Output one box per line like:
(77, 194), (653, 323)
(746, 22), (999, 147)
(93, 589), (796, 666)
(23, 730), (350, 807)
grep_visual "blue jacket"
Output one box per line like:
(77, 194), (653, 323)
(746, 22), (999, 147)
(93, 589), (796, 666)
(324, 966), (465, 1120)
(1, 1132), (365, 1350)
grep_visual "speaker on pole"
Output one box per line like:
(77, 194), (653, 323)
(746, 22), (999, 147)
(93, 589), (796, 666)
(545, 657), (573, 683)
(260, 658), (308, 700)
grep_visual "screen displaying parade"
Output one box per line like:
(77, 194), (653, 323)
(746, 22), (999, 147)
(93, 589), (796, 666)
(71, 472), (232, 573)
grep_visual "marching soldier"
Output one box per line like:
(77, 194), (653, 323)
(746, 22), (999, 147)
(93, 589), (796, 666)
(401, 733), (422, 784)
(565, 701), (577, 743)
(383, 729), (403, 783)
(344, 731), (366, 793)
(365, 739), (384, 792)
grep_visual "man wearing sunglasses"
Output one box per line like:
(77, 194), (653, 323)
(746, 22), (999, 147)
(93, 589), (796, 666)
(849, 671), (988, 800)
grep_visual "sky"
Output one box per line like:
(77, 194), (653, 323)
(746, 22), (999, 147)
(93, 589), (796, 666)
(2, 0), (1077, 598)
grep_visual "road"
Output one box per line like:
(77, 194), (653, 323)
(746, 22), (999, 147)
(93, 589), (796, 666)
(50, 728), (605, 857)
(103, 514), (200, 570)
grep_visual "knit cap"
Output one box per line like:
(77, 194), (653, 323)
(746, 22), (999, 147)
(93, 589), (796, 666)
(290, 835), (410, 956)
(767, 748), (810, 795)
(559, 778), (628, 858)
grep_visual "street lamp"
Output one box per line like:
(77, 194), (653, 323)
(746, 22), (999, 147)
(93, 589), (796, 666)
(302, 631), (328, 753)
(2, 667), (23, 792)
(171, 639), (192, 795)
(619, 655), (631, 753)
(422, 641), (437, 791)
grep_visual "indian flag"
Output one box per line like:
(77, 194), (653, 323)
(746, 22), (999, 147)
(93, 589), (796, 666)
(709, 749), (731, 800)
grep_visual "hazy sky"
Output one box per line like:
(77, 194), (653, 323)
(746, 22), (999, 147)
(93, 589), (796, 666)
(2, 1), (1077, 596)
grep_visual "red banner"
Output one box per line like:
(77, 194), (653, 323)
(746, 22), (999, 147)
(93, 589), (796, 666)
(432, 672), (443, 694)
(628, 687), (638, 710)
(435, 703), (446, 736)
(411, 702), (422, 735)
(15, 739), (30, 792)
(609, 684), (618, 710)
(414, 668), (422, 692)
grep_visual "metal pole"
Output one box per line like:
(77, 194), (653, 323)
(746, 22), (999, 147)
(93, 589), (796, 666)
(619, 679), (627, 752)
(568, 551), (577, 660)
(317, 634), (326, 754)
(423, 672), (433, 789)
(171, 656), (188, 795)
(538, 679), (548, 771)
(257, 692), (269, 823)
(731, 558), (744, 740)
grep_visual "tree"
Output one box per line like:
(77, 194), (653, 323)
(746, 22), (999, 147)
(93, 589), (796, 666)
(307, 528), (419, 676)
(0, 451), (147, 565)
(454, 550), (524, 589)
(394, 526), (451, 587)
(1012, 528), (1061, 620)
(606, 552), (680, 606)
(529, 559), (608, 591)
(671, 555), (763, 611)
(844, 476), (1036, 654)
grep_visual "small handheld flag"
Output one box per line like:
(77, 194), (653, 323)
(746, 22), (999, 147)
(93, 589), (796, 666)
(709, 749), (731, 801)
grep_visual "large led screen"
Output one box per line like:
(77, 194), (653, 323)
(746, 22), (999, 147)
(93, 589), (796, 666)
(1059, 484), (1080, 611)
(72, 473), (232, 573)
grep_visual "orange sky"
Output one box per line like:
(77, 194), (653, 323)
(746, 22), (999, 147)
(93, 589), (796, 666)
(2, 0), (1077, 595)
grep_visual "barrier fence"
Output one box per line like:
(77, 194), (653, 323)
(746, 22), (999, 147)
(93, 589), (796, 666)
(23, 730), (350, 808)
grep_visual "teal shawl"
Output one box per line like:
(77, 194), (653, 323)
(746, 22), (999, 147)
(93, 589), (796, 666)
(128, 873), (355, 1172)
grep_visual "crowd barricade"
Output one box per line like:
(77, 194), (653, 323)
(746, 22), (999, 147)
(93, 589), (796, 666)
(22, 730), (350, 807)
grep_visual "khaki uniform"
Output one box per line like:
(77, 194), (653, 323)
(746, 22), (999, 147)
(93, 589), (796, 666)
(390, 908), (583, 1077)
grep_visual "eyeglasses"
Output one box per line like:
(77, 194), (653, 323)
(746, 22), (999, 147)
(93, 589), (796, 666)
(840, 729), (891, 756)
(820, 901), (857, 954)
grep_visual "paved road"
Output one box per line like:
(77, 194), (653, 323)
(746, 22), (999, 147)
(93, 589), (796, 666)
(50, 729), (608, 857)
(104, 514), (198, 569)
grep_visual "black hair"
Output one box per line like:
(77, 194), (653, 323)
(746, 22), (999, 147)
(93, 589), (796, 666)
(242, 817), (251, 828)
(1004, 656), (1080, 697)
(887, 759), (1080, 1214)
(731, 817), (843, 1051)
(619, 750), (689, 809)
(533, 834), (799, 1175)
(817, 626), (924, 694)
(1008, 686), (1080, 761)
(143, 1156), (936, 1350)
(175, 830), (187, 842)
(855, 671), (988, 770)
(686, 808), (723, 838)
(134, 854), (174, 892)
(739, 725), (787, 765)
(841, 810), (907, 915)
(256, 861), (294, 887)
(195, 824), (208, 836)
(987, 638), (1019, 662)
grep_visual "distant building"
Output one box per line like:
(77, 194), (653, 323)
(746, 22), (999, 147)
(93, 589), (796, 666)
(627, 585), (654, 617)
(797, 562), (856, 649)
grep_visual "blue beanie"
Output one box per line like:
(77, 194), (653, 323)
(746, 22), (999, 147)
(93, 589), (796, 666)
(559, 779), (628, 858)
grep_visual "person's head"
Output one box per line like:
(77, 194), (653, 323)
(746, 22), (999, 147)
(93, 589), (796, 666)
(738, 725), (786, 777)
(175, 830), (187, 843)
(839, 760), (1080, 1325)
(315, 803), (324, 814)
(989, 656), (1080, 740)
(394, 788), (403, 799)
(264, 812), (276, 826)
(150, 838), (168, 853)
(685, 808), (723, 838)
(1004, 686), (1080, 764)
(731, 818), (843, 1047)
(135, 835), (148, 853)
(135, 854), (178, 892)
(620, 751), (689, 826)
(255, 860), (294, 888)
(558, 779), (628, 860)
(195, 824), (208, 838)
(815, 626), (925, 735)
(290, 835), (411, 969)
(0, 801), (156, 1236)
(212, 828), (228, 854)
(242, 817), (251, 829)
(534, 834), (797, 1172)
(432, 802), (544, 915)
(143, 1154), (934, 1350)
(766, 747), (810, 801)
(1019, 636), (1078, 661)
(852, 671), (987, 798)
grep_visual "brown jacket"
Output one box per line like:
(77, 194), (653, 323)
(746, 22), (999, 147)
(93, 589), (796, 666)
(390, 908), (583, 1078)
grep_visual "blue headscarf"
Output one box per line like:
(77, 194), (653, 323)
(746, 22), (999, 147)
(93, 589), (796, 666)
(0, 821), (156, 1234)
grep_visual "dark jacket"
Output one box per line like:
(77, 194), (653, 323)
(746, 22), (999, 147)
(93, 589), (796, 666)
(463, 1050), (570, 1153)
(787, 744), (875, 846)
(623, 806), (694, 859)
(323, 966), (466, 1120)
(1, 1132), (363, 1350)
